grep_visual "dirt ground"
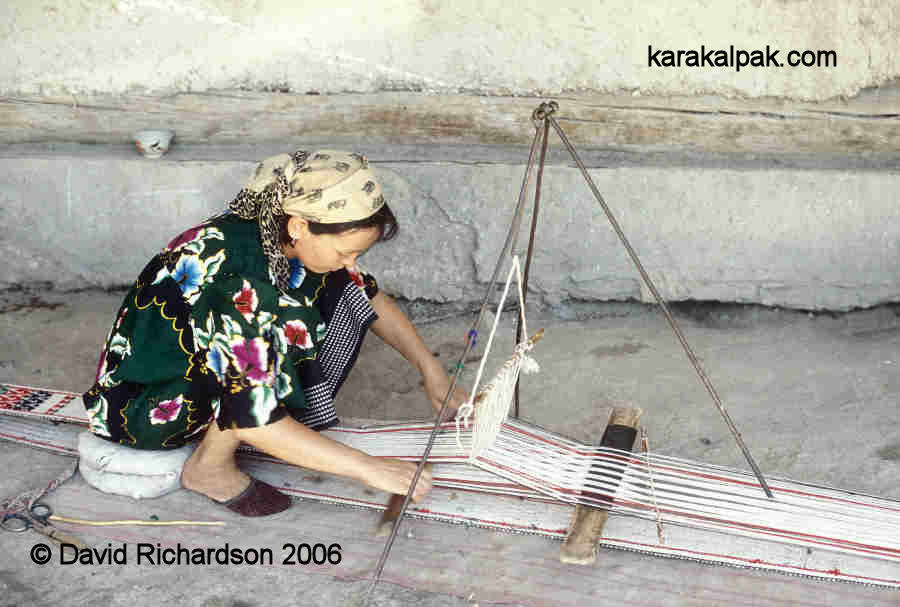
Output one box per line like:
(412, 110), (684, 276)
(2, 287), (899, 606)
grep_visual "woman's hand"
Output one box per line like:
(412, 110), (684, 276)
(360, 457), (432, 502)
(422, 361), (470, 421)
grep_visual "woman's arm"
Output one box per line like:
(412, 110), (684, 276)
(369, 291), (468, 416)
(236, 417), (432, 501)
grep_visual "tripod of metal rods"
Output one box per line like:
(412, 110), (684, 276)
(513, 102), (772, 498)
(364, 100), (773, 604)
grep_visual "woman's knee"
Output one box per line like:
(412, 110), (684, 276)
(229, 416), (291, 443)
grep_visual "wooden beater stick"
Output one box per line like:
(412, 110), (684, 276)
(374, 463), (434, 537)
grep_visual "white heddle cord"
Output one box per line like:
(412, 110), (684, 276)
(455, 255), (537, 456)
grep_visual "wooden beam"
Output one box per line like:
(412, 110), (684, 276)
(1, 90), (898, 153)
(560, 405), (643, 565)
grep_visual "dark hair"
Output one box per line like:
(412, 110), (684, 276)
(278, 203), (398, 246)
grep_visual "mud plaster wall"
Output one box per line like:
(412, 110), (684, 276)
(2, 0), (898, 100)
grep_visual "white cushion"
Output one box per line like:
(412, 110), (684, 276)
(77, 431), (196, 499)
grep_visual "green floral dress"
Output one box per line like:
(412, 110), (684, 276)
(82, 213), (379, 449)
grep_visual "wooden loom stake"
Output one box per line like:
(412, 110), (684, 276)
(560, 405), (642, 565)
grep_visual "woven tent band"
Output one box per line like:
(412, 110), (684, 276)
(3, 408), (900, 571)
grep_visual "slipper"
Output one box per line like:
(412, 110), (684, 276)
(189, 478), (292, 517)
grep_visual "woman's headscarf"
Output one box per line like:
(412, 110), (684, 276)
(228, 150), (386, 292)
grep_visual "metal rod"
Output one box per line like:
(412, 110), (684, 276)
(546, 112), (775, 500)
(365, 122), (547, 603)
(514, 112), (551, 419)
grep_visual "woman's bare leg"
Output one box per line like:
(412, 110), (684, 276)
(181, 420), (249, 502)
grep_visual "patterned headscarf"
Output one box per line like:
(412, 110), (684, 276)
(229, 150), (386, 292)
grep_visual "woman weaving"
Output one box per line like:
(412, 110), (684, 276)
(82, 150), (466, 516)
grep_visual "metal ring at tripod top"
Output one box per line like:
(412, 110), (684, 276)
(532, 101), (558, 128)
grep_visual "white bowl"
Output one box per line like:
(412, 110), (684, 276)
(134, 129), (175, 158)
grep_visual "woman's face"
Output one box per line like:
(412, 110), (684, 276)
(286, 217), (380, 274)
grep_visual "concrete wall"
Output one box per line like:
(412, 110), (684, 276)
(2, 144), (898, 311)
(2, 1), (898, 101)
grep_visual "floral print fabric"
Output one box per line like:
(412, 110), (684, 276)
(82, 213), (378, 449)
